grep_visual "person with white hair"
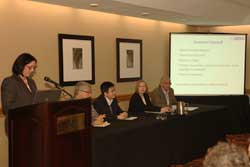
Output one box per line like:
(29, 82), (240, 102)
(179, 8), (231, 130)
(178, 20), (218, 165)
(203, 142), (250, 167)
(74, 81), (106, 126)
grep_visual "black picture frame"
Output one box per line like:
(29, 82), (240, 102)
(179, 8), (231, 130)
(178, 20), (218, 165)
(116, 38), (142, 82)
(58, 34), (95, 86)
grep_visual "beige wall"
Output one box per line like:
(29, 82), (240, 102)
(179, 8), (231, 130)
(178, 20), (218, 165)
(1, 0), (249, 104)
(0, 1), (249, 167)
(0, 0), (188, 102)
(0, 117), (8, 167)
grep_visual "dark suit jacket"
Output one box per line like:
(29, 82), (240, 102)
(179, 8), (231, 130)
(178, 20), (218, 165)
(151, 86), (177, 107)
(128, 93), (161, 115)
(93, 94), (123, 120)
(1, 75), (37, 114)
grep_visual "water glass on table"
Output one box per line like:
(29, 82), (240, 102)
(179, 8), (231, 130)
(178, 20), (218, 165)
(170, 105), (177, 115)
(156, 113), (167, 120)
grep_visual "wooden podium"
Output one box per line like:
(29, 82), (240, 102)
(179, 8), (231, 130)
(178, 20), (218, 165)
(8, 99), (91, 167)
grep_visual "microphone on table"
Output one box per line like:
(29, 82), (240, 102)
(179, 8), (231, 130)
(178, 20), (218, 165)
(44, 76), (73, 98)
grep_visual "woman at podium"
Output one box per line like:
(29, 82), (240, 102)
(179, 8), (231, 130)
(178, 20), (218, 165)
(1, 53), (38, 134)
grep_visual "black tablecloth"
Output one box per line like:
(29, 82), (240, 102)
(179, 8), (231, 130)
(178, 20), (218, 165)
(91, 105), (230, 167)
(177, 95), (250, 133)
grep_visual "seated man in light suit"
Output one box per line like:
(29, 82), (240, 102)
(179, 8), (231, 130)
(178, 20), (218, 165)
(151, 76), (177, 107)
(74, 81), (106, 126)
(93, 81), (128, 120)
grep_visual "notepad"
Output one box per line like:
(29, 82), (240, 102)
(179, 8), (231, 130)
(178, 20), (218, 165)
(185, 107), (199, 111)
(92, 121), (111, 127)
(124, 116), (138, 120)
(144, 111), (162, 114)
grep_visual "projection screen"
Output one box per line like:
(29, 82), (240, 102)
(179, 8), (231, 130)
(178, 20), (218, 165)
(170, 33), (246, 95)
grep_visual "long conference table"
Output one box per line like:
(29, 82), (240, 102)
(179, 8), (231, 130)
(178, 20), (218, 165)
(92, 105), (231, 167)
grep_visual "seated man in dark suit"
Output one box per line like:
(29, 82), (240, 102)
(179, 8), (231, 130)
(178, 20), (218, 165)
(93, 81), (128, 120)
(151, 76), (177, 108)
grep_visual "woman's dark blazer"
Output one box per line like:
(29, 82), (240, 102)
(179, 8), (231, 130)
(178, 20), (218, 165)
(128, 92), (161, 115)
(1, 75), (37, 114)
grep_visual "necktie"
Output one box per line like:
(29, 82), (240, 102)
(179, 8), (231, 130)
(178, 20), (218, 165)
(109, 105), (113, 115)
(165, 91), (170, 105)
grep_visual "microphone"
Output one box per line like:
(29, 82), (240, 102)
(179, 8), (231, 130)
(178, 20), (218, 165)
(44, 76), (60, 88)
(44, 76), (73, 98)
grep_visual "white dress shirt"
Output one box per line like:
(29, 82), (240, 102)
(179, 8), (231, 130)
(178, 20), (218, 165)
(105, 97), (114, 114)
(161, 88), (170, 105)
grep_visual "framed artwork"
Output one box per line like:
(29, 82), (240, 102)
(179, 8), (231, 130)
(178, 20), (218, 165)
(116, 38), (142, 82)
(58, 34), (95, 86)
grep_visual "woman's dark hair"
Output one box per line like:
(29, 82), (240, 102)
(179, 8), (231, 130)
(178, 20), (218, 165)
(12, 53), (37, 75)
(100, 81), (114, 94)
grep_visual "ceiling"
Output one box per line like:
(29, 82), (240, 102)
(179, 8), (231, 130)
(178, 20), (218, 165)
(31, 0), (250, 26)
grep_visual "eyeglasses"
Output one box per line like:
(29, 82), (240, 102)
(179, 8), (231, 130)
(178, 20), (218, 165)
(163, 82), (171, 85)
(25, 65), (37, 70)
(80, 90), (92, 94)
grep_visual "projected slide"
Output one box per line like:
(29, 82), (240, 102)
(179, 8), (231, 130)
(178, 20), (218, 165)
(170, 33), (246, 95)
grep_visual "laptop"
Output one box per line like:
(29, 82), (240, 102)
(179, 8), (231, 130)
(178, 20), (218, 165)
(33, 89), (62, 104)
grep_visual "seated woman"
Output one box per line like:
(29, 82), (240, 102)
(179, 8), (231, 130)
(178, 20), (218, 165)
(74, 81), (106, 126)
(128, 80), (171, 115)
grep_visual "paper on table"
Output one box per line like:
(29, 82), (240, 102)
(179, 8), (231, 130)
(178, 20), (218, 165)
(185, 107), (199, 111)
(144, 111), (162, 114)
(92, 121), (111, 127)
(124, 116), (138, 120)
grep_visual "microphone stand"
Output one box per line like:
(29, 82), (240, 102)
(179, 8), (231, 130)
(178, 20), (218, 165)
(53, 84), (73, 99)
